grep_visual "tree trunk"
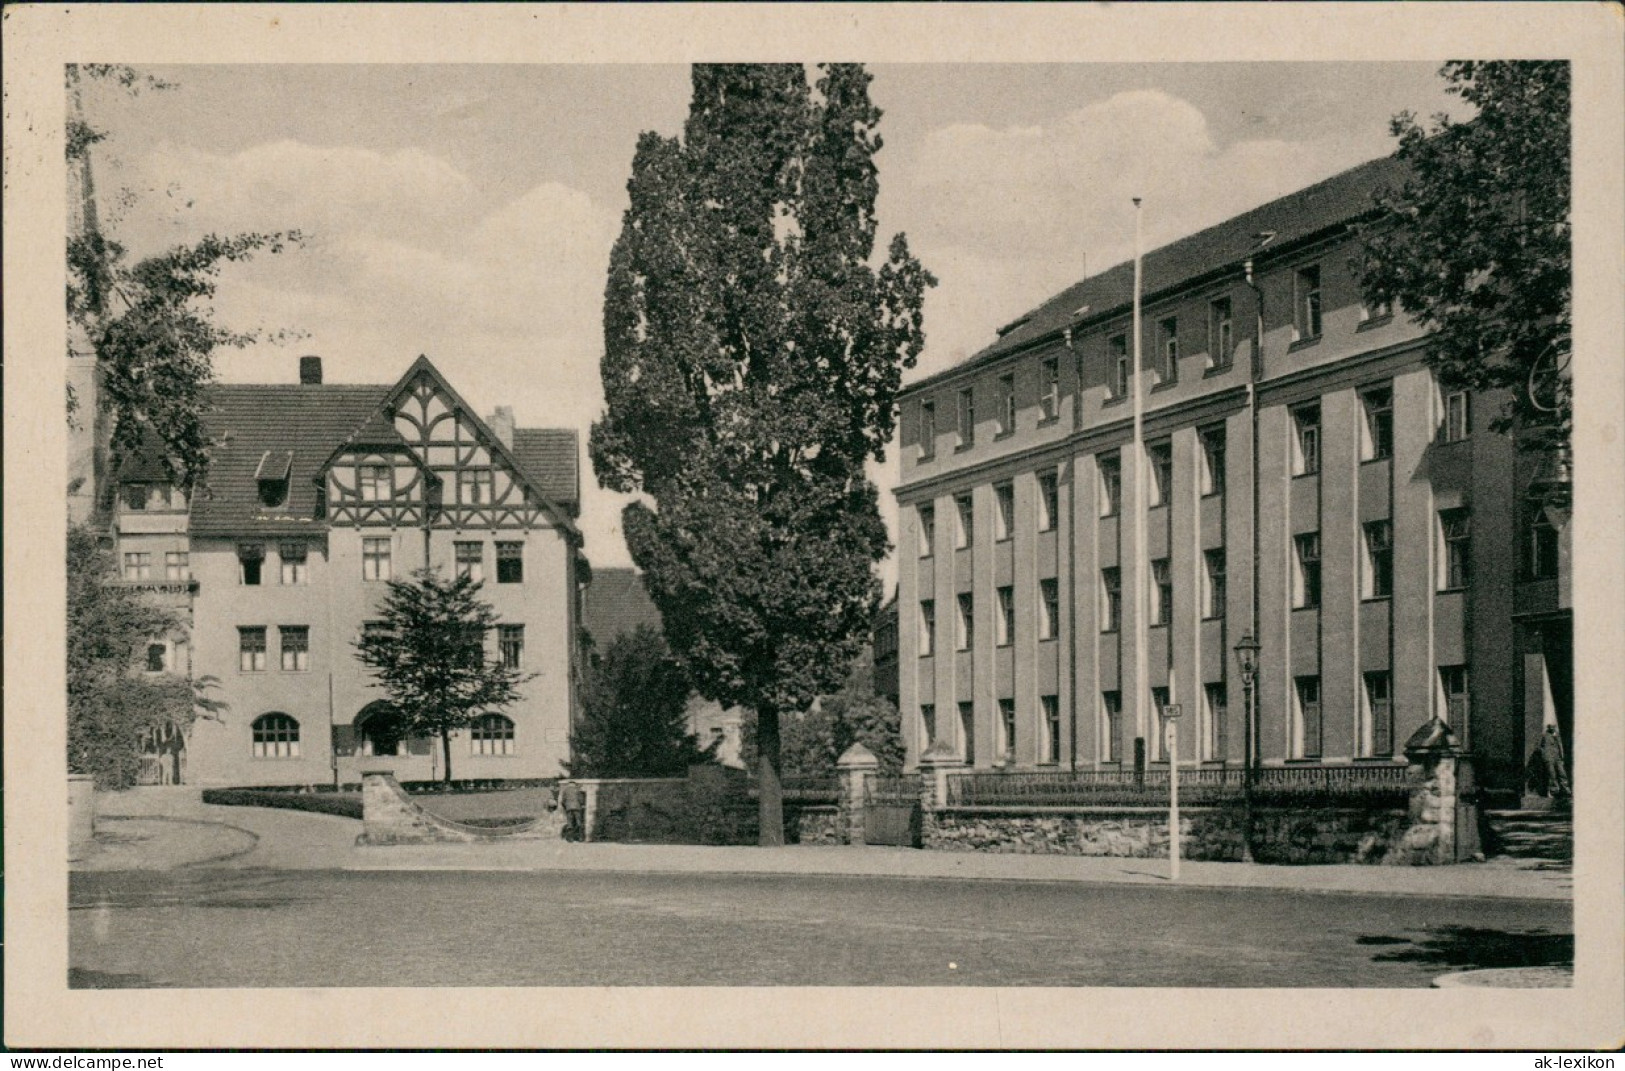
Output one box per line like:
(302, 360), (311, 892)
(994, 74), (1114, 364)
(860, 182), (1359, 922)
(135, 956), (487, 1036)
(441, 729), (453, 783)
(756, 707), (784, 847)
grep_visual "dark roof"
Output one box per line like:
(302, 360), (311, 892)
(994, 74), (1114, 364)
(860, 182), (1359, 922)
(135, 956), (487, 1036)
(581, 567), (663, 650)
(908, 153), (1411, 393)
(193, 384), (389, 536)
(511, 428), (579, 514)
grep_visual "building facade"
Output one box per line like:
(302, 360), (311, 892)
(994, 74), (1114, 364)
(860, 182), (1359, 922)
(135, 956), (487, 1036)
(893, 156), (1571, 804)
(109, 355), (587, 786)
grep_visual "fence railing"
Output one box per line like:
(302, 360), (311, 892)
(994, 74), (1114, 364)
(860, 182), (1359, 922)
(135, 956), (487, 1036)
(945, 764), (1412, 809)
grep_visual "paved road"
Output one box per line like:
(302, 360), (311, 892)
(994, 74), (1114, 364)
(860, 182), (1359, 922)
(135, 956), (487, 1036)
(69, 868), (1572, 988)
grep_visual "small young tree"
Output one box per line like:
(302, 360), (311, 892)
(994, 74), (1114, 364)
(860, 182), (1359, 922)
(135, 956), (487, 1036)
(353, 569), (532, 783)
(567, 624), (716, 779)
(67, 525), (222, 788)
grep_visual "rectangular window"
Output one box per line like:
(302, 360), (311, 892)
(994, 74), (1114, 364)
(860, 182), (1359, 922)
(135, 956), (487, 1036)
(1039, 357), (1059, 422)
(997, 373), (1016, 436)
(956, 593), (974, 651)
(1293, 404), (1321, 476)
(956, 387), (975, 448)
(496, 541), (524, 584)
(996, 586), (1015, 647)
(1110, 334), (1130, 398)
(145, 642), (167, 674)
(1362, 385), (1394, 461)
(919, 401), (937, 460)
(1364, 520), (1393, 599)
(1037, 470), (1059, 533)
(359, 464), (391, 502)
(958, 701), (976, 766)
(1098, 453), (1121, 517)
(1363, 672), (1393, 757)
(1204, 682), (1228, 763)
(1039, 578), (1060, 641)
(917, 503), (935, 558)
(920, 704), (936, 749)
(1295, 676), (1322, 758)
(1209, 296), (1234, 368)
(998, 698), (1016, 763)
(1203, 549), (1226, 620)
(1441, 509), (1471, 590)
(1150, 559), (1172, 627)
(1158, 316), (1179, 382)
(918, 600), (935, 657)
(1527, 507), (1559, 580)
(1443, 390), (1471, 442)
(1102, 691), (1123, 763)
(1100, 568), (1121, 633)
(1440, 665), (1470, 725)
(464, 469), (494, 505)
(455, 541), (484, 582)
(994, 482), (1014, 542)
(279, 626), (309, 672)
(122, 552), (152, 581)
(1148, 441), (1172, 507)
(1295, 265), (1322, 341)
(362, 537), (392, 581)
(1042, 695), (1061, 764)
(499, 624), (525, 670)
(1200, 425), (1226, 497)
(165, 551), (189, 581)
(955, 494), (974, 549)
(1294, 533), (1322, 609)
(238, 627), (267, 673)
(279, 542), (308, 585)
(237, 543), (264, 586)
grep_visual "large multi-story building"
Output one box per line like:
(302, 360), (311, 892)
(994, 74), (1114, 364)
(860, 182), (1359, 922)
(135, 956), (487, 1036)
(109, 354), (587, 786)
(892, 155), (1571, 804)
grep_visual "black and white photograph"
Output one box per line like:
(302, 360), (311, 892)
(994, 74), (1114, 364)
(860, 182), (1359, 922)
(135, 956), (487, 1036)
(6, 1), (1623, 1053)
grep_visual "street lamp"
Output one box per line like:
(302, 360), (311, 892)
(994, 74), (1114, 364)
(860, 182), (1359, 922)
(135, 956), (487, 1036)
(1233, 629), (1261, 864)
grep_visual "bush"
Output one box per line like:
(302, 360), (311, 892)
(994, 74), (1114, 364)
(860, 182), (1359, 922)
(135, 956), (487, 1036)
(202, 788), (361, 819)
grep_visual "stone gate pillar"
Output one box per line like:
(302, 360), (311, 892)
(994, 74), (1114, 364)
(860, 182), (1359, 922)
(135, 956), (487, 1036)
(836, 743), (879, 845)
(915, 743), (964, 846)
(1397, 716), (1478, 865)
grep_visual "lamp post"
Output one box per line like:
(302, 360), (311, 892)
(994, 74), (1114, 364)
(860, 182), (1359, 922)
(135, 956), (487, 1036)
(1233, 629), (1261, 864)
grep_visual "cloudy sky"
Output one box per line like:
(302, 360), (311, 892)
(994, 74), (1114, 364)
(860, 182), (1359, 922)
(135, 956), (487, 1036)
(80, 62), (1459, 580)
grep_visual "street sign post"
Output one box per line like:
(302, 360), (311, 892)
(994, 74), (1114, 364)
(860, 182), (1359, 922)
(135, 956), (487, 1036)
(1164, 703), (1182, 881)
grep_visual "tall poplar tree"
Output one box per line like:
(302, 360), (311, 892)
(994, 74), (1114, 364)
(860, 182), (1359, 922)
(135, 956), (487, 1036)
(591, 65), (933, 844)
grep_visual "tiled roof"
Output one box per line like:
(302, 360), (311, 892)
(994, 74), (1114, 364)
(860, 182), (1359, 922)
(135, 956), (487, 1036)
(581, 567), (663, 650)
(908, 153), (1411, 392)
(192, 384), (389, 536)
(511, 428), (579, 513)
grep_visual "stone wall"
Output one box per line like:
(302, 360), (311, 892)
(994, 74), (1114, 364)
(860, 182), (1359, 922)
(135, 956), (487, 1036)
(582, 769), (840, 845)
(925, 805), (1411, 864)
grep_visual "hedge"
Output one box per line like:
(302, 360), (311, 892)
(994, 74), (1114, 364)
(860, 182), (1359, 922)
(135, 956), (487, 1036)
(202, 788), (362, 819)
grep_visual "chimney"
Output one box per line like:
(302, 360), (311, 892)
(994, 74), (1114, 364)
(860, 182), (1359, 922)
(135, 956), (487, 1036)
(299, 355), (323, 385)
(487, 406), (515, 449)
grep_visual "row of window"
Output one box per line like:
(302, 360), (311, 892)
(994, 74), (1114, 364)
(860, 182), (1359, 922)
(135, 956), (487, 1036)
(249, 712), (518, 759)
(231, 540), (526, 585)
(920, 665), (1466, 767)
(238, 624), (526, 672)
(354, 463), (496, 506)
(122, 551), (190, 582)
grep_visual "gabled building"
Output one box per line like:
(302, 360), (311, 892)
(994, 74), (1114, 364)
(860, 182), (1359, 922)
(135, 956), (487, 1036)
(110, 354), (587, 785)
(892, 154), (1571, 805)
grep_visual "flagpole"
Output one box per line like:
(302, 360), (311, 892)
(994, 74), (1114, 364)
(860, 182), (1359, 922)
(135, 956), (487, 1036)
(1131, 197), (1149, 771)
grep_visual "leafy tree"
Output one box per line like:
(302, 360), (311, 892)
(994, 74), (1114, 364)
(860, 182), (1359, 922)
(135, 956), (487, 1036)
(67, 63), (302, 496)
(591, 64), (933, 844)
(1357, 61), (1570, 465)
(742, 651), (903, 778)
(567, 624), (716, 778)
(67, 525), (222, 788)
(353, 569), (532, 783)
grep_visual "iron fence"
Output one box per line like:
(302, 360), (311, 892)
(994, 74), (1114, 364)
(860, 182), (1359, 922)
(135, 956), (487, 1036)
(945, 764), (1411, 809)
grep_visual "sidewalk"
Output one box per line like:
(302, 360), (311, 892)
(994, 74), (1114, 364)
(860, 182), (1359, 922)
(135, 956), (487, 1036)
(78, 787), (1573, 901)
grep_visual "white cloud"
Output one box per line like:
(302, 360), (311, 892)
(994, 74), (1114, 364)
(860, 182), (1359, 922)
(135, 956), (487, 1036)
(884, 88), (1394, 365)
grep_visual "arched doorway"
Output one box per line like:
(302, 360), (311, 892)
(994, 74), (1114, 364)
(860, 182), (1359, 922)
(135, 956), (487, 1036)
(355, 701), (414, 757)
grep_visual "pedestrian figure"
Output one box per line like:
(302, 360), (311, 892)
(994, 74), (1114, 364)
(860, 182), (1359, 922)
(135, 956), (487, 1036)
(560, 779), (585, 842)
(1539, 724), (1570, 799)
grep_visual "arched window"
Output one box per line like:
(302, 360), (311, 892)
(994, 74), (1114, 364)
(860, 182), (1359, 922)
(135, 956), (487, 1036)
(470, 713), (515, 756)
(356, 702), (408, 757)
(252, 713), (300, 759)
